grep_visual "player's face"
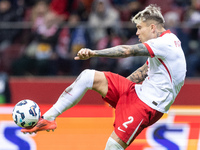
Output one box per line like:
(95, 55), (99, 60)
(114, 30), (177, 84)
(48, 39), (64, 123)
(136, 21), (154, 43)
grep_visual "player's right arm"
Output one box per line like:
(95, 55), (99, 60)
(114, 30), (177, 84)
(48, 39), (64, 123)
(74, 43), (150, 60)
(126, 63), (148, 83)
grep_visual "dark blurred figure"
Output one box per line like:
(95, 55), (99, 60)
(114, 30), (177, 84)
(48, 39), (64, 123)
(0, 72), (11, 103)
(0, 0), (25, 74)
(0, 0), (24, 51)
(119, 0), (142, 22)
(56, 12), (91, 75)
(119, 0), (142, 43)
(90, 27), (122, 72)
(77, 0), (93, 21)
(12, 1), (62, 76)
(68, 12), (91, 75)
(88, 0), (121, 46)
(182, 0), (200, 76)
(174, 0), (191, 7)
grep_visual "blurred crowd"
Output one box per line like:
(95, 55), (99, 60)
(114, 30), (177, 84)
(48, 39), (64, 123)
(0, 0), (199, 77)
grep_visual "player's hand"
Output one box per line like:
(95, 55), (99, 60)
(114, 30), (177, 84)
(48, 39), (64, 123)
(74, 48), (95, 60)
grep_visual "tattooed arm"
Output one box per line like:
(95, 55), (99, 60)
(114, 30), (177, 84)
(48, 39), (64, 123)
(127, 63), (148, 83)
(74, 43), (150, 60)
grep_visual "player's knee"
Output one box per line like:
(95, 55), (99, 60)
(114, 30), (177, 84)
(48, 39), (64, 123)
(80, 69), (95, 80)
(80, 69), (94, 76)
(105, 137), (124, 150)
(79, 69), (95, 89)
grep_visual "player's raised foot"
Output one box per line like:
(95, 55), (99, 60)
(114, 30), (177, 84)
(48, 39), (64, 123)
(21, 117), (57, 133)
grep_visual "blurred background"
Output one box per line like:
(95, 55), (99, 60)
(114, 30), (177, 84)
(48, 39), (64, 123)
(1, 0), (200, 78)
(0, 0), (200, 149)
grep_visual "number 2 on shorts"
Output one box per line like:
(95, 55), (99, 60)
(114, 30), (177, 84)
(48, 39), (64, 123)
(123, 116), (134, 128)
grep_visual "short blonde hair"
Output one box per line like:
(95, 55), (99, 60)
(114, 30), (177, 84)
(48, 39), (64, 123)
(131, 4), (165, 26)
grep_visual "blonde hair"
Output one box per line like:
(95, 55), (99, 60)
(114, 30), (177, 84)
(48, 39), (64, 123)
(131, 4), (165, 26)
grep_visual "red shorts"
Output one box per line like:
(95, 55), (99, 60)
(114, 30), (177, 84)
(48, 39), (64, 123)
(102, 72), (163, 145)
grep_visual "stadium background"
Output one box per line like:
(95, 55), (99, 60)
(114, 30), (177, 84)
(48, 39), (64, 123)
(0, 0), (200, 149)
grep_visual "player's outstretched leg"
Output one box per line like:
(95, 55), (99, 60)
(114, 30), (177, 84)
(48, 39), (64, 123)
(21, 69), (96, 133)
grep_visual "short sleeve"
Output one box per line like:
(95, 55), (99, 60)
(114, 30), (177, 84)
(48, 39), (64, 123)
(144, 37), (168, 59)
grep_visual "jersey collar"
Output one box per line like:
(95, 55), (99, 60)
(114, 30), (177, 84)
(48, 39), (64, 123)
(160, 30), (171, 37)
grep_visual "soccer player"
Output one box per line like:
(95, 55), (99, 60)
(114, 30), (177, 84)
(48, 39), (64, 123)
(21, 4), (187, 150)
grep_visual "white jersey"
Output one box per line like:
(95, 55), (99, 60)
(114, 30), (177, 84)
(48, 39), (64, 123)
(135, 30), (186, 113)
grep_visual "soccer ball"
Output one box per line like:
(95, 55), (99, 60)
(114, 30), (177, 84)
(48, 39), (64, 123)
(12, 99), (41, 128)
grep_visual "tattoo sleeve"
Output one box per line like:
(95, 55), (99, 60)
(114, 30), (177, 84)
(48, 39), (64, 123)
(93, 43), (150, 58)
(127, 63), (148, 83)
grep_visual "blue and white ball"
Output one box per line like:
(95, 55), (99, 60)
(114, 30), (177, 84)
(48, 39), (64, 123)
(12, 99), (41, 128)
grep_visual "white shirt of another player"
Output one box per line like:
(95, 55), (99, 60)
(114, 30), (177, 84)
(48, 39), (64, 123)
(135, 30), (187, 113)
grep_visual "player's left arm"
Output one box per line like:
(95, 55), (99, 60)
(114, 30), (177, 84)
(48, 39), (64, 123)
(126, 63), (148, 83)
(74, 43), (150, 60)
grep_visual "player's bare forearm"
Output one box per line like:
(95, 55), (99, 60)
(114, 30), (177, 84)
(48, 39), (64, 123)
(93, 44), (150, 58)
(127, 63), (148, 83)
(74, 43), (150, 60)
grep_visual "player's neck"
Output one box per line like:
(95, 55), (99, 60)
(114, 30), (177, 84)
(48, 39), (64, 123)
(156, 28), (166, 37)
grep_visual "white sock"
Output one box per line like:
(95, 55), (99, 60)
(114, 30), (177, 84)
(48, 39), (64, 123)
(105, 137), (124, 150)
(43, 69), (95, 121)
